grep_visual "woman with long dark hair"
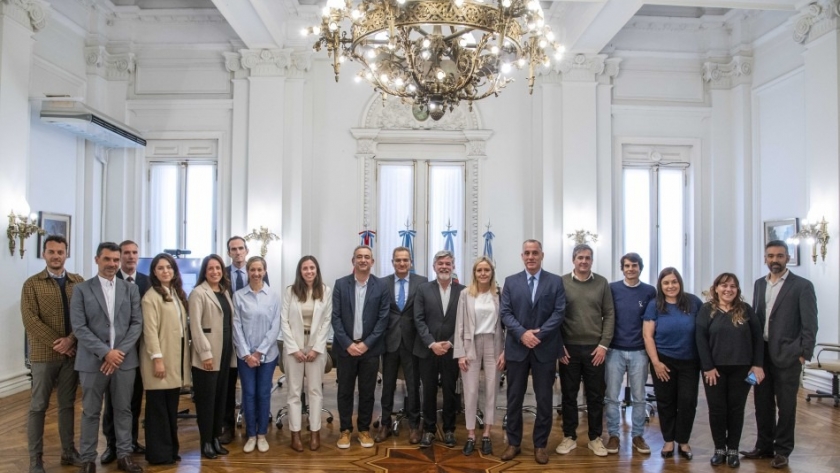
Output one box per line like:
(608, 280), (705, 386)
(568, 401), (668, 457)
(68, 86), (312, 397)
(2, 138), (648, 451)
(696, 273), (764, 468)
(189, 254), (235, 459)
(280, 256), (333, 452)
(139, 253), (192, 465)
(642, 267), (702, 460)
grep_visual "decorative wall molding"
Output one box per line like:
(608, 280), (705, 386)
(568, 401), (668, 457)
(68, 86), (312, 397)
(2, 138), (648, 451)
(224, 49), (304, 78)
(0, 0), (47, 32)
(793, 0), (840, 44)
(557, 54), (621, 84)
(363, 94), (481, 130)
(112, 8), (227, 24)
(84, 45), (135, 81)
(702, 55), (753, 89)
(623, 17), (727, 34)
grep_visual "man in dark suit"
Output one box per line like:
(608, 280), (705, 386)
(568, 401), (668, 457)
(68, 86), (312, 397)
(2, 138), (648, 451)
(71, 242), (144, 473)
(500, 239), (566, 464)
(742, 239), (818, 469)
(414, 250), (465, 448)
(101, 240), (149, 464)
(331, 245), (390, 449)
(375, 246), (428, 444)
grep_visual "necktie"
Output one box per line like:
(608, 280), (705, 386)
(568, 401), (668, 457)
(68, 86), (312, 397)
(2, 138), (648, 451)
(127, 276), (134, 283)
(529, 275), (536, 302)
(235, 270), (244, 292)
(397, 279), (406, 311)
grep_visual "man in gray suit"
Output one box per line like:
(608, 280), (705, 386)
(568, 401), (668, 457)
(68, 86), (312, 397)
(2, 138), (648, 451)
(741, 239), (818, 469)
(71, 242), (144, 473)
(375, 247), (428, 444)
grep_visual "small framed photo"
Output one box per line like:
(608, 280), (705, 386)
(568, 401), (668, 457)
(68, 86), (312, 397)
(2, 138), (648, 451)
(37, 212), (72, 258)
(764, 218), (799, 266)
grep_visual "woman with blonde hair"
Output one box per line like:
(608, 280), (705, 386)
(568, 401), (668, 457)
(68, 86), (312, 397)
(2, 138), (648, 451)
(453, 256), (505, 456)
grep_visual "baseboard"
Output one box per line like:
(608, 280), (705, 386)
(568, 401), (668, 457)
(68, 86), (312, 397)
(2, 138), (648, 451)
(0, 374), (30, 398)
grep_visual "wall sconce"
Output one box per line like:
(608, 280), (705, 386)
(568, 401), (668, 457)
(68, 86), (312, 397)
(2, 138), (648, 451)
(787, 217), (830, 264)
(7, 210), (44, 259)
(244, 226), (280, 258)
(567, 229), (599, 246)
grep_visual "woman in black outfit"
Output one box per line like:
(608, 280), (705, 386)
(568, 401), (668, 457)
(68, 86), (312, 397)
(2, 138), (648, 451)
(696, 273), (764, 468)
(189, 254), (235, 459)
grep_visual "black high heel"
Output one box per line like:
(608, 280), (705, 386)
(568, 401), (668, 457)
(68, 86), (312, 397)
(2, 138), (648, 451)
(678, 445), (693, 460)
(201, 442), (218, 459)
(213, 438), (229, 455)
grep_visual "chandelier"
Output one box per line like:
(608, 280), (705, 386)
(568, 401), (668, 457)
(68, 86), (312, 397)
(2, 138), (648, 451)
(305, 0), (565, 121)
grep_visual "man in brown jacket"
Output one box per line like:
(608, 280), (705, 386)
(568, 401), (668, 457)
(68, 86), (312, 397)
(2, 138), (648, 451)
(21, 235), (84, 473)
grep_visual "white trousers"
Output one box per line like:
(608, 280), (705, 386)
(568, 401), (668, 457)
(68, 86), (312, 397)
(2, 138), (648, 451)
(283, 334), (327, 431)
(461, 333), (498, 430)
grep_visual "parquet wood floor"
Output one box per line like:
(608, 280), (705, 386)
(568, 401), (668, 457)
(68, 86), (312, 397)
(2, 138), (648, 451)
(3, 371), (839, 473)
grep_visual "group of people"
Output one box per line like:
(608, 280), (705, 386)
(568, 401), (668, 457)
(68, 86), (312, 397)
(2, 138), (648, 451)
(21, 234), (818, 473)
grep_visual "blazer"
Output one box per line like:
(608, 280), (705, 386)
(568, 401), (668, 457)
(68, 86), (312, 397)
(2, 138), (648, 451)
(189, 281), (236, 370)
(21, 269), (85, 363)
(117, 270), (150, 298)
(753, 271), (818, 368)
(453, 290), (504, 361)
(139, 288), (192, 390)
(413, 280), (465, 358)
(500, 269), (566, 363)
(382, 273), (428, 353)
(226, 264), (269, 293)
(281, 284), (333, 356)
(330, 273), (390, 358)
(70, 276), (143, 373)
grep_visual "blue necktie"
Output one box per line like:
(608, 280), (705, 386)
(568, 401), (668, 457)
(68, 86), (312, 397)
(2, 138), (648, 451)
(529, 275), (536, 302)
(397, 279), (406, 311)
(235, 269), (244, 292)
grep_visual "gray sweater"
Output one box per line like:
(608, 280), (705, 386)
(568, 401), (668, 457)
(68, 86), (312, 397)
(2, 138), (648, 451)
(560, 273), (615, 347)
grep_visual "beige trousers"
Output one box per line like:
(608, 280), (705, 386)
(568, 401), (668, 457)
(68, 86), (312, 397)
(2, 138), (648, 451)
(462, 333), (498, 430)
(282, 334), (327, 431)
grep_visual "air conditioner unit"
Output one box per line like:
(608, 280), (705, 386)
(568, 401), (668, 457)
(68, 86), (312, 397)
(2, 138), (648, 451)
(39, 100), (146, 148)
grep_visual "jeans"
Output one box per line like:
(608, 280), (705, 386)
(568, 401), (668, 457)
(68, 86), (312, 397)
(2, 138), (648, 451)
(605, 348), (649, 437)
(237, 357), (277, 437)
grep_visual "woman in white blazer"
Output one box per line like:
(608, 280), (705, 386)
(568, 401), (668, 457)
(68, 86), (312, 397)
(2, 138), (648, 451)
(280, 255), (333, 452)
(453, 256), (505, 456)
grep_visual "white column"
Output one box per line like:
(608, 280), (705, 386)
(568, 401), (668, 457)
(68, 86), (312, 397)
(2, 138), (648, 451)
(536, 73), (562, 273)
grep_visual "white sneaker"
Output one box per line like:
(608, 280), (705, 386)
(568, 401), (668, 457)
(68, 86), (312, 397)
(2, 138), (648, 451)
(257, 437), (269, 452)
(555, 437), (577, 455)
(243, 437), (256, 453)
(588, 437), (608, 457)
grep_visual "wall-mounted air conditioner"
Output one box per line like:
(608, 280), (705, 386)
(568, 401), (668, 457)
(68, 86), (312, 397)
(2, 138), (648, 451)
(39, 100), (146, 148)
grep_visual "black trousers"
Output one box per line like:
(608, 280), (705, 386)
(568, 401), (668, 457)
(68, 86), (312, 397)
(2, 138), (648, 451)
(380, 343), (421, 428)
(703, 365), (751, 450)
(505, 351), (555, 448)
(143, 388), (180, 464)
(417, 351), (459, 433)
(192, 367), (230, 444)
(222, 366), (238, 432)
(336, 354), (379, 432)
(103, 366), (143, 448)
(651, 353), (699, 444)
(753, 343), (802, 457)
(559, 344), (606, 440)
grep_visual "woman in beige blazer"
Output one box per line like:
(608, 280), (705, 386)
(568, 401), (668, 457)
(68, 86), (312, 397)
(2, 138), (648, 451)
(188, 254), (235, 460)
(139, 253), (192, 465)
(453, 256), (505, 456)
(280, 256), (333, 452)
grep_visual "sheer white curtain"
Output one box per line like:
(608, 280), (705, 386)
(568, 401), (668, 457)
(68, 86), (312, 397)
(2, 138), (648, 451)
(148, 163), (179, 255)
(658, 168), (685, 277)
(376, 163), (414, 276)
(623, 168), (652, 284)
(427, 164), (465, 281)
(185, 163), (215, 258)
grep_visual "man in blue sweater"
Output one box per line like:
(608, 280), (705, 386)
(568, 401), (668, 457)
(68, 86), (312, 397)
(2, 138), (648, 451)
(604, 253), (657, 455)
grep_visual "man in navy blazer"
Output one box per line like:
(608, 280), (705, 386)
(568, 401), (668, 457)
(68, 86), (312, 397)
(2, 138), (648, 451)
(499, 239), (565, 464)
(331, 245), (390, 449)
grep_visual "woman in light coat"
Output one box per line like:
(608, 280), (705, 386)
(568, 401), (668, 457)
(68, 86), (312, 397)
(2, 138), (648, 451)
(280, 255), (333, 452)
(140, 253), (192, 465)
(189, 254), (235, 460)
(453, 256), (505, 456)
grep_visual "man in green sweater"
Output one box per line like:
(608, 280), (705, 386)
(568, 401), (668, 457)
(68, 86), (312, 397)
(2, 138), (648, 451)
(555, 244), (615, 457)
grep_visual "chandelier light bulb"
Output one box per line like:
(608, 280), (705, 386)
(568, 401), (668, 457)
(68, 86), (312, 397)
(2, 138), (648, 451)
(365, 71), (373, 80)
(369, 62), (378, 71)
(367, 49), (376, 59)
(313, 26), (321, 35)
(354, 75), (362, 83)
(458, 37), (467, 47)
(301, 28), (308, 36)
(502, 0), (511, 8)
(490, 45), (499, 54)
(539, 39), (548, 48)
(338, 55), (346, 63)
(436, 69), (446, 80)
(422, 38), (431, 48)
(454, 0), (464, 6)
(546, 31), (555, 41)
(351, 9), (362, 19)
(395, 77), (405, 87)
(527, 0), (538, 10)
(429, 102), (437, 110)
(517, 58), (526, 67)
(527, 22), (535, 31)
(408, 83), (416, 92)
(397, 0), (406, 4)
(380, 73), (389, 83)
(501, 62), (512, 73)
(421, 50), (431, 60)
(537, 19), (544, 28)
(543, 57), (550, 67)
(329, 21), (339, 31)
(321, 6), (330, 16)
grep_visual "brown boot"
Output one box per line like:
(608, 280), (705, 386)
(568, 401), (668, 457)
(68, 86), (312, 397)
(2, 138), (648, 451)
(310, 429), (321, 451)
(290, 431), (304, 452)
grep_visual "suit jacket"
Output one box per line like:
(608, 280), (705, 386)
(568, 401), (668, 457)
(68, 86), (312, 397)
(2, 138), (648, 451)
(413, 280), (465, 358)
(226, 264), (269, 293)
(452, 290), (504, 361)
(753, 271), (818, 368)
(139, 289), (192, 390)
(71, 276), (143, 373)
(382, 273), (428, 353)
(188, 281), (236, 370)
(500, 270), (566, 363)
(331, 274), (390, 358)
(117, 270), (150, 298)
(281, 284), (333, 356)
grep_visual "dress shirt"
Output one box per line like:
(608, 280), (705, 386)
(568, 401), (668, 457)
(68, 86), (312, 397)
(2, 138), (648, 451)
(623, 279), (641, 288)
(354, 277), (369, 340)
(527, 269), (542, 301)
(439, 282), (451, 313)
(233, 284), (282, 362)
(764, 269), (789, 341)
(394, 274), (411, 298)
(474, 291), (497, 335)
(572, 270), (594, 282)
(120, 269), (137, 282)
(48, 269), (67, 279)
(98, 275), (116, 349)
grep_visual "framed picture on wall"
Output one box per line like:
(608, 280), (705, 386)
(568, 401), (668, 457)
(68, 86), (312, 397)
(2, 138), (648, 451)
(37, 212), (72, 259)
(764, 218), (799, 266)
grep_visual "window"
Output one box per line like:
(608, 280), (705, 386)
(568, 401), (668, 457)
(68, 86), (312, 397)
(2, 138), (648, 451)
(147, 160), (216, 257)
(376, 161), (466, 280)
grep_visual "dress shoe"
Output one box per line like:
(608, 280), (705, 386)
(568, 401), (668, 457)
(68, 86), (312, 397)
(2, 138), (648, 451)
(740, 448), (775, 459)
(535, 448), (549, 464)
(202, 442), (218, 459)
(290, 431), (304, 452)
(711, 449), (726, 466)
(420, 432), (435, 448)
(77, 462), (96, 473)
(131, 443), (146, 454)
(310, 430), (321, 451)
(409, 428), (422, 444)
(481, 437), (492, 456)
(116, 455), (144, 473)
(444, 431), (456, 447)
(61, 447), (83, 467)
(213, 438), (229, 455)
(173, 455), (181, 462)
(100, 446), (117, 465)
(678, 445), (693, 461)
(770, 454), (789, 469)
(219, 427), (234, 445)
(500, 445), (521, 461)
(661, 448), (674, 458)
(374, 424), (391, 443)
(29, 454), (45, 473)
(727, 449), (740, 468)
(463, 438), (475, 456)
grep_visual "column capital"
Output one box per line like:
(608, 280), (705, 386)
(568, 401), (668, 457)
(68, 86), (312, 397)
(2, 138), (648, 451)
(702, 55), (753, 89)
(0, 0), (47, 32)
(557, 54), (621, 84)
(793, 0), (840, 44)
(85, 46), (135, 81)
